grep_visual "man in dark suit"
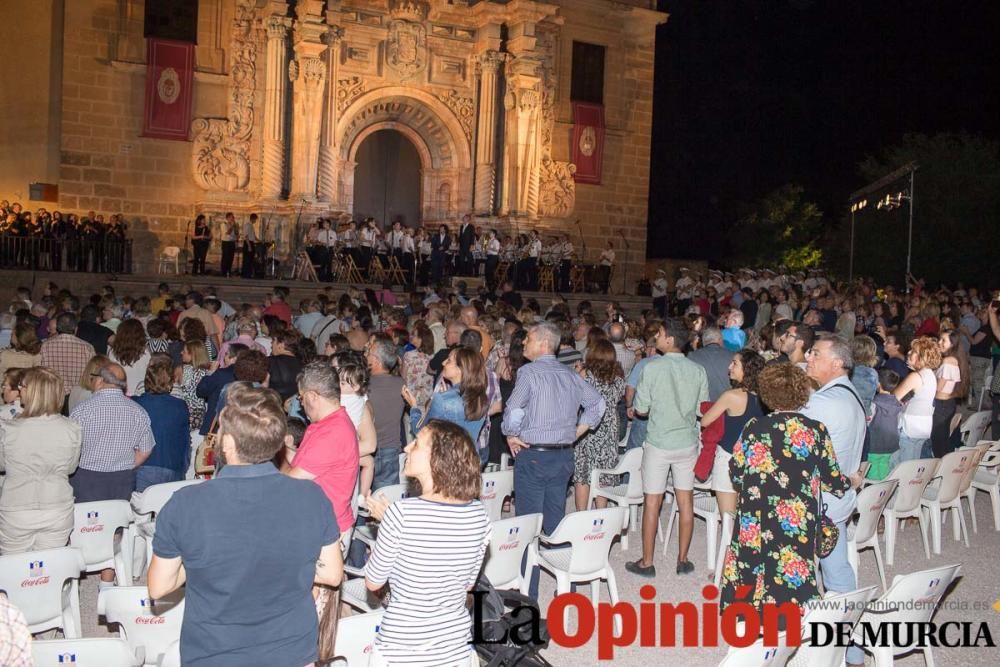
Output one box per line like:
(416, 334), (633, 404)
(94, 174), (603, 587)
(457, 214), (476, 276)
(430, 224), (452, 284)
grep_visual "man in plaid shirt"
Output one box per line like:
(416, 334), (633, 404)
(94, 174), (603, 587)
(40, 312), (95, 407)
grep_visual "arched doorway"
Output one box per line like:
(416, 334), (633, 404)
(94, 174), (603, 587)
(352, 129), (422, 229)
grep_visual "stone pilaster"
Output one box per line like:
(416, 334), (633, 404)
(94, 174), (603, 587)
(474, 50), (504, 215)
(288, 1), (328, 201)
(317, 27), (344, 203)
(261, 15), (291, 200)
(500, 56), (542, 218)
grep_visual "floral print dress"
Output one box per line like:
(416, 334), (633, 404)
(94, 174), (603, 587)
(573, 371), (626, 486)
(720, 413), (850, 612)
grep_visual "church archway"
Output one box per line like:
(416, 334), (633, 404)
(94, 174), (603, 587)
(352, 129), (422, 228)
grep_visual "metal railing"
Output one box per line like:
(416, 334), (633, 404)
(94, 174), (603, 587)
(0, 236), (133, 273)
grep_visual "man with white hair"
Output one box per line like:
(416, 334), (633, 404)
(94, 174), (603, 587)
(607, 322), (636, 375)
(687, 326), (733, 401)
(502, 322), (605, 597)
(722, 308), (746, 352)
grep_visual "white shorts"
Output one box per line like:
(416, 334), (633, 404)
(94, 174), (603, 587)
(711, 448), (735, 494)
(641, 443), (697, 494)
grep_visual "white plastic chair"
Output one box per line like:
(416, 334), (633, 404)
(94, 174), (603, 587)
(32, 637), (136, 666)
(959, 410), (992, 448)
(919, 449), (974, 554)
(882, 458), (938, 565)
(847, 479), (898, 592)
(966, 442), (1000, 531)
(157, 246), (180, 274)
(480, 470), (514, 522)
(977, 374), (993, 411)
(397, 451), (407, 483)
(534, 507), (628, 632)
(719, 632), (796, 667)
(98, 586), (185, 666)
(791, 585), (879, 667)
(713, 511), (736, 587)
(355, 483), (409, 548)
(71, 500), (134, 586)
(499, 453), (512, 471)
(955, 443), (988, 533)
(159, 641), (180, 667)
(663, 482), (720, 568)
(586, 447), (643, 549)
(851, 563), (962, 667)
(129, 480), (203, 579)
(0, 546), (85, 637)
(329, 610), (384, 666)
(482, 514), (543, 594)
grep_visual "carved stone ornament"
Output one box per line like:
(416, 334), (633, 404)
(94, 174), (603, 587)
(191, 0), (257, 192)
(538, 158), (577, 218)
(337, 76), (366, 113)
(387, 20), (427, 78)
(435, 89), (474, 141)
(288, 59), (299, 81)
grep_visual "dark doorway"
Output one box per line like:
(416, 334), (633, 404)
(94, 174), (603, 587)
(352, 129), (422, 229)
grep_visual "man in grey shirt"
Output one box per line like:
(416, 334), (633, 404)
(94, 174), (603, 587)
(687, 327), (734, 401)
(366, 333), (405, 490)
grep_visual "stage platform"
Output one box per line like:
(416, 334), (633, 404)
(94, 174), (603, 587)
(0, 269), (654, 316)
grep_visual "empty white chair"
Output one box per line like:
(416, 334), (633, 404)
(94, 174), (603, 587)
(32, 637), (136, 666)
(586, 447), (643, 549)
(847, 479), (898, 592)
(0, 546), (85, 637)
(482, 514), (543, 594)
(480, 470), (514, 522)
(355, 483), (409, 548)
(98, 586), (185, 665)
(159, 641), (180, 667)
(882, 458), (938, 565)
(977, 374), (993, 411)
(966, 443), (1000, 531)
(330, 610), (384, 666)
(719, 632), (796, 667)
(919, 449), (974, 553)
(129, 480), (203, 578)
(852, 563), (962, 667)
(663, 483), (720, 569)
(157, 246), (180, 274)
(959, 410), (992, 448)
(71, 499), (134, 586)
(955, 444), (988, 533)
(791, 585), (879, 667)
(534, 507), (627, 632)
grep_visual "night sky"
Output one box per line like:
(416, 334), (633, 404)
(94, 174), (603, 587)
(647, 0), (1000, 263)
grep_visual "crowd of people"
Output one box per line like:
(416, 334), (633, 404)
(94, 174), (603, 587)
(0, 266), (998, 666)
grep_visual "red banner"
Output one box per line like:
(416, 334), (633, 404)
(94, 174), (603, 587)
(142, 38), (194, 141)
(571, 102), (605, 185)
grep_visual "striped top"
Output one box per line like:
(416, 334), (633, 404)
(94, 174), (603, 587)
(365, 497), (490, 666)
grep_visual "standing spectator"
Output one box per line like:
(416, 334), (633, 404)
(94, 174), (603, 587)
(0, 322), (42, 376)
(68, 354), (110, 413)
(75, 304), (113, 355)
(0, 368), (81, 553)
(502, 322), (604, 597)
(148, 385), (342, 667)
(868, 369), (904, 481)
(172, 340), (210, 432)
(401, 320), (435, 410)
(294, 300), (323, 338)
(195, 344), (242, 436)
(366, 333), (406, 490)
(177, 291), (221, 351)
(284, 361), (361, 534)
(881, 330), (911, 380)
(263, 286), (293, 326)
(108, 319), (151, 396)
(364, 420), (489, 666)
(405, 347), (488, 446)
(626, 318), (708, 577)
(891, 336), (942, 464)
(572, 339), (626, 511)
(134, 355), (190, 491)
(930, 330), (967, 457)
(608, 321), (637, 376)
(267, 329), (303, 402)
(40, 311), (96, 408)
(803, 334), (867, 667)
(687, 326), (734, 401)
(850, 335), (880, 413)
(220, 318), (266, 363)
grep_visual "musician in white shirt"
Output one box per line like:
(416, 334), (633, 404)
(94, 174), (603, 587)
(317, 220), (337, 281)
(359, 218), (377, 271)
(652, 268), (669, 318)
(400, 227), (416, 284)
(240, 213), (259, 278)
(558, 234), (574, 292)
(387, 221), (405, 261)
(484, 230), (501, 290)
(598, 240), (615, 294)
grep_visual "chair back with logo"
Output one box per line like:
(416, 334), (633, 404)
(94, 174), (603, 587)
(885, 458), (939, 512)
(545, 507), (627, 575)
(795, 586), (878, 667)
(960, 410), (992, 448)
(480, 470), (514, 522)
(482, 514), (543, 593)
(98, 586), (185, 666)
(159, 641), (181, 667)
(32, 638), (136, 667)
(718, 633), (796, 667)
(131, 480), (202, 519)
(853, 479), (898, 547)
(330, 610), (385, 666)
(71, 500), (133, 581)
(928, 449), (974, 505)
(0, 547), (85, 636)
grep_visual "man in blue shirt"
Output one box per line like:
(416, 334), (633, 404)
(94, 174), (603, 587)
(149, 386), (343, 667)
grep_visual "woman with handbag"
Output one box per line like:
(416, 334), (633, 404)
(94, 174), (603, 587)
(719, 362), (852, 614)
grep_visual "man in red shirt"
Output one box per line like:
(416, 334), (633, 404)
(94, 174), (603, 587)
(263, 286), (293, 326)
(283, 361), (360, 533)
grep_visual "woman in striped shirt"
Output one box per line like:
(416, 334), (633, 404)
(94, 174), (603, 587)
(364, 419), (490, 666)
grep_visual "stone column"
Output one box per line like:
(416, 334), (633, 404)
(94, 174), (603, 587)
(261, 16), (291, 200)
(316, 26), (344, 203)
(500, 57), (542, 218)
(288, 48), (327, 199)
(474, 50), (504, 215)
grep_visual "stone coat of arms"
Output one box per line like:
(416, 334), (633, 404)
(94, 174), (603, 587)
(387, 20), (427, 78)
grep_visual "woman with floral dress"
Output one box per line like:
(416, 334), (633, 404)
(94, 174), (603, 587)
(400, 320), (435, 411)
(572, 339), (626, 511)
(720, 362), (851, 613)
(172, 340), (211, 432)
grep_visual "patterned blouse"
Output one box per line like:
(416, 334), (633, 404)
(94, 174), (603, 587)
(402, 349), (433, 409)
(172, 364), (208, 431)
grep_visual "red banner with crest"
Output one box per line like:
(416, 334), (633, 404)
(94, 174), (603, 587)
(142, 38), (194, 141)
(571, 102), (605, 185)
